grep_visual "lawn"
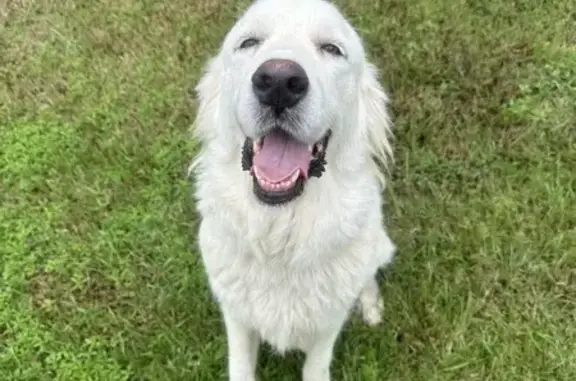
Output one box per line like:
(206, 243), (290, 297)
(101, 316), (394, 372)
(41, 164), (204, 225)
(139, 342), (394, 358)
(1, 0), (575, 380)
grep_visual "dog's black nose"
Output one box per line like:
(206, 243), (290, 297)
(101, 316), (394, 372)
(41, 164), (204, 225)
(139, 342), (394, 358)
(252, 59), (309, 113)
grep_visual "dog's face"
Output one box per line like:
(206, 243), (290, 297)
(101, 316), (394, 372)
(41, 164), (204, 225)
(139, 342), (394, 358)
(195, 0), (391, 206)
(223, 0), (365, 142)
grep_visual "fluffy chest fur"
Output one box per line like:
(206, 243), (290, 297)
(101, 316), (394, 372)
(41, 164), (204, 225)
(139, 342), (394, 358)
(195, 159), (395, 352)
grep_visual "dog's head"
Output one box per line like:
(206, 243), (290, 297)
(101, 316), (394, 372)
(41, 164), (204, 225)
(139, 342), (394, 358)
(193, 0), (393, 206)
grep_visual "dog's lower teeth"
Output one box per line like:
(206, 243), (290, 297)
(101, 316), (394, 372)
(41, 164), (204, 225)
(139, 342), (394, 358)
(291, 170), (300, 182)
(254, 169), (301, 192)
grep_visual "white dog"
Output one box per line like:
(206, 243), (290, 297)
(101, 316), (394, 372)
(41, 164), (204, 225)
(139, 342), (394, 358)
(190, 0), (396, 380)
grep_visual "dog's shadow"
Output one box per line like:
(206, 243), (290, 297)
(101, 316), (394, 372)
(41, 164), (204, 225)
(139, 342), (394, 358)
(258, 344), (304, 381)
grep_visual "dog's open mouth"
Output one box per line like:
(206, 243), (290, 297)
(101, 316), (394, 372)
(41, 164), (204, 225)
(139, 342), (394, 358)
(242, 129), (332, 205)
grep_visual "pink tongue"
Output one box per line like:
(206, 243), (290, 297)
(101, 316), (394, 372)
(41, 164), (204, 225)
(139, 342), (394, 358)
(253, 130), (312, 182)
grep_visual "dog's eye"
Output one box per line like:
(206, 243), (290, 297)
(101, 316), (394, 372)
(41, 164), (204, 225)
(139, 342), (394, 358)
(239, 38), (260, 50)
(320, 43), (344, 57)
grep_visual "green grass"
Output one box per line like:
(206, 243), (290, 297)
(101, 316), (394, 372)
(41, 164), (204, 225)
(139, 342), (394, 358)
(1, 0), (575, 380)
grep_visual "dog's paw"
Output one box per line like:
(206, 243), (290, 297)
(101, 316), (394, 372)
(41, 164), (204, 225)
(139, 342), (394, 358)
(361, 297), (384, 326)
(358, 279), (384, 326)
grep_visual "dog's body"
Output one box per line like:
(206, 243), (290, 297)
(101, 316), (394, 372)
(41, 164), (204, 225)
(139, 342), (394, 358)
(191, 0), (396, 380)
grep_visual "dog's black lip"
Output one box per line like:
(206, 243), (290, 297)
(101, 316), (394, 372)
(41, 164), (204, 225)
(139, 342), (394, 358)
(252, 176), (305, 206)
(241, 137), (254, 171)
(308, 129), (331, 179)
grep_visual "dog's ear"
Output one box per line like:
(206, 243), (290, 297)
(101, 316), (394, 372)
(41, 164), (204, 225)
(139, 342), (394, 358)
(192, 56), (224, 143)
(187, 56), (224, 175)
(358, 62), (394, 185)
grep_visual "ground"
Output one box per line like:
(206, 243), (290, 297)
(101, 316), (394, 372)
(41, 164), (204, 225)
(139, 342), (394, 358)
(1, 0), (575, 380)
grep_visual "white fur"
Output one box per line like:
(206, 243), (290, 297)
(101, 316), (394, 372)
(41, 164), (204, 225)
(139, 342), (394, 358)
(190, 1), (396, 380)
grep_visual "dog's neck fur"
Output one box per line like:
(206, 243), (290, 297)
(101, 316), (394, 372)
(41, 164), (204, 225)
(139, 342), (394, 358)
(193, 136), (383, 263)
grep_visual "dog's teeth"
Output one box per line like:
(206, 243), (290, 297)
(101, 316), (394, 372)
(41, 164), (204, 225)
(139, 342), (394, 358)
(291, 170), (300, 182)
(253, 138), (263, 154)
(255, 169), (301, 192)
(308, 145), (313, 152)
(317, 144), (324, 153)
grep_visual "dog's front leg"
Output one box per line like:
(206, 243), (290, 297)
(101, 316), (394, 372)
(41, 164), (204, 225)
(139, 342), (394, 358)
(302, 330), (340, 381)
(223, 309), (260, 381)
